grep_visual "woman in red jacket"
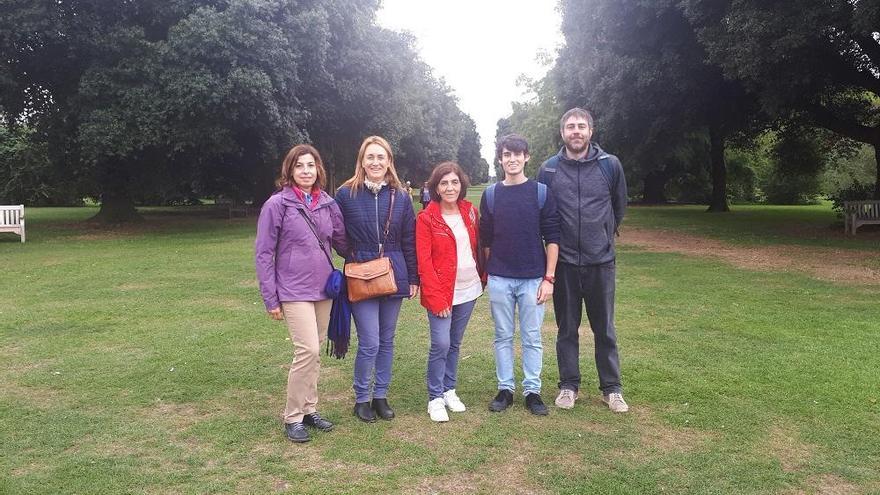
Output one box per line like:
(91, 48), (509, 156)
(416, 161), (484, 422)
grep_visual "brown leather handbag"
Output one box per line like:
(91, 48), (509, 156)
(345, 190), (398, 302)
(345, 256), (397, 302)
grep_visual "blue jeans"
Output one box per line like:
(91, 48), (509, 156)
(351, 297), (403, 403)
(487, 275), (545, 395)
(426, 298), (477, 400)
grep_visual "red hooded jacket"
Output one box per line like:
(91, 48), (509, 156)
(416, 200), (484, 314)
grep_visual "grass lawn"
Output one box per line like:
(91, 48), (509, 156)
(624, 202), (880, 250)
(1, 204), (878, 494)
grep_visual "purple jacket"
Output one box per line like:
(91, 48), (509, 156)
(255, 187), (348, 310)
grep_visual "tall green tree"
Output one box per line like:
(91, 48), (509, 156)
(1, 0), (487, 221)
(682, 0), (880, 199)
(553, 0), (759, 211)
(1, 0), (311, 221)
(497, 75), (562, 179)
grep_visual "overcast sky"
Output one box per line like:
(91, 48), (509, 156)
(377, 0), (563, 175)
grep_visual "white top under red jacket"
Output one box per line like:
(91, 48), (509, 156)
(416, 199), (485, 314)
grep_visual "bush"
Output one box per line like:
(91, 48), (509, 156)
(760, 129), (825, 204)
(827, 181), (875, 213)
(0, 125), (83, 206)
(726, 153), (758, 202)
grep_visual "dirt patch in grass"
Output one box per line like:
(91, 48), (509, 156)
(405, 445), (550, 495)
(632, 407), (712, 455)
(0, 379), (67, 410)
(766, 425), (815, 473)
(140, 400), (205, 429)
(779, 474), (863, 495)
(620, 227), (880, 285)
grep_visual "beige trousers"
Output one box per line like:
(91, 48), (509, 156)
(281, 300), (331, 424)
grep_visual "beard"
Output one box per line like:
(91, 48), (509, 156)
(564, 138), (588, 155)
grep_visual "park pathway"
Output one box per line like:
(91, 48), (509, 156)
(620, 227), (880, 285)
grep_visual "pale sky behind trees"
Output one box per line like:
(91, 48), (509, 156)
(378, 0), (563, 176)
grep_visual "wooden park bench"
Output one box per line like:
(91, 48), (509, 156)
(843, 200), (880, 235)
(0, 204), (25, 242)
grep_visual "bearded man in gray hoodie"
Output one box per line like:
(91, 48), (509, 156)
(537, 107), (629, 413)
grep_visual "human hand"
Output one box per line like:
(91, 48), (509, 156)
(409, 284), (420, 299)
(268, 307), (283, 320)
(537, 280), (553, 304)
(436, 307), (452, 318)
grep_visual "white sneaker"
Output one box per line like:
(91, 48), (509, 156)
(442, 389), (467, 412)
(428, 397), (449, 422)
(602, 392), (630, 413)
(555, 389), (578, 409)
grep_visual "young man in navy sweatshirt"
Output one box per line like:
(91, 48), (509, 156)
(479, 134), (560, 415)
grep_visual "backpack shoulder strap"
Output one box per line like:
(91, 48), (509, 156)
(538, 156), (559, 187)
(485, 183), (497, 215)
(537, 181), (547, 209)
(597, 154), (618, 191)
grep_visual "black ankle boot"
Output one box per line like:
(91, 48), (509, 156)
(371, 398), (395, 420)
(353, 401), (376, 423)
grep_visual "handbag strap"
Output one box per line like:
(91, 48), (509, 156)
(297, 207), (335, 269)
(378, 188), (396, 258)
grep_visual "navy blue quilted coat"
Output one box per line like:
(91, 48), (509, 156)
(335, 184), (419, 297)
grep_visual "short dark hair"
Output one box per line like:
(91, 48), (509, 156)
(560, 107), (594, 131)
(495, 134), (529, 162)
(426, 161), (470, 203)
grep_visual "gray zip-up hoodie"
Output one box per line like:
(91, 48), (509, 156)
(536, 143), (627, 266)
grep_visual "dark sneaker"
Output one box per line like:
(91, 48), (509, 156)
(489, 389), (514, 412)
(525, 393), (549, 416)
(285, 422), (310, 443)
(371, 398), (395, 420)
(303, 412), (334, 431)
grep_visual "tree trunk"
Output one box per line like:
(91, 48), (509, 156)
(706, 124), (730, 212)
(89, 164), (143, 223)
(642, 169), (669, 203)
(90, 190), (142, 223)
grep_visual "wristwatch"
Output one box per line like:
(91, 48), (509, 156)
(543, 274), (555, 284)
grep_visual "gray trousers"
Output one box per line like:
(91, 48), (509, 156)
(554, 261), (622, 394)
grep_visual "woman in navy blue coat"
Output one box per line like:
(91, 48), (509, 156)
(336, 136), (419, 422)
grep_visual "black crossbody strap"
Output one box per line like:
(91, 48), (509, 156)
(297, 207), (335, 269)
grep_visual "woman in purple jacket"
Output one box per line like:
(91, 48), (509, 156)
(255, 144), (348, 443)
(336, 136), (419, 423)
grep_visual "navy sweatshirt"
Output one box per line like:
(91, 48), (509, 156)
(479, 179), (560, 279)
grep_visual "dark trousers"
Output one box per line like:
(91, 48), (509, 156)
(554, 260), (621, 394)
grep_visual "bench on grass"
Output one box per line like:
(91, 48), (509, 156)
(843, 200), (880, 235)
(0, 204), (25, 242)
(215, 197), (251, 219)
